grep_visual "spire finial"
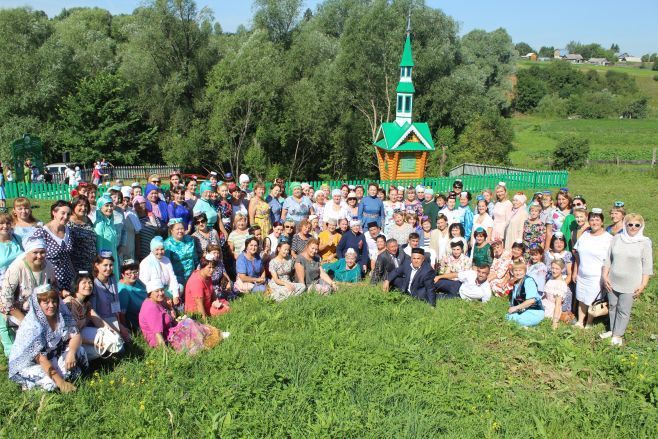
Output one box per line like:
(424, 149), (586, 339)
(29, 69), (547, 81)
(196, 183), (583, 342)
(406, 8), (412, 37)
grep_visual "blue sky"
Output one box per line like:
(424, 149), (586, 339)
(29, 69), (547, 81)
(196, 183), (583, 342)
(2, 0), (657, 55)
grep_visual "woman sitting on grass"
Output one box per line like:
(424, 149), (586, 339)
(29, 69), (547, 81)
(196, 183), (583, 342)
(139, 280), (177, 348)
(322, 248), (362, 283)
(268, 239), (306, 302)
(471, 228), (492, 267)
(542, 260), (571, 329)
(506, 260), (544, 327)
(9, 284), (87, 392)
(295, 239), (337, 294)
(235, 237), (266, 293)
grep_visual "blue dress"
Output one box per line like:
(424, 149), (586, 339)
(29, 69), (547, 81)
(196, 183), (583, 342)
(357, 195), (385, 228)
(506, 276), (545, 327)
(266, 195), (283, 224)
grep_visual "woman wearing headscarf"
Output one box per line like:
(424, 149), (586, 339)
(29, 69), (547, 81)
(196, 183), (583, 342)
(9, 284), (87, 392)
(504, 193), (529, 250)
(358, 183), (385, 229)
(491, 183), (512, 242)
(322, 248), (363, 283)
(138, 280), (177, 348)
(323, 189), (349, 226)
(164, 218), (198, 286)
(94, 195), (120, 280)
(139, 236), (181, 307)
(145, 183), (169, 226)
(573, 208), (613, 329)
(601, 213), (653, 346)
(312, 190), (327, 228)
(281, 182), (313, 224)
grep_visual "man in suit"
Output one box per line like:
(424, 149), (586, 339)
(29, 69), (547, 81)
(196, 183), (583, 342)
(382, 248), (437, 307)
(370, 238), (409, 284)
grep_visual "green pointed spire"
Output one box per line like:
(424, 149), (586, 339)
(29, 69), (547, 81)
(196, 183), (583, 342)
(399, 35), (414, 67)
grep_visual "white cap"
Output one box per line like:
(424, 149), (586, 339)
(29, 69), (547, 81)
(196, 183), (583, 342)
(397, 185), (405, 192)
(347, 191), (357, 199)
(348, 185), (356, 190)
(75, 166), (80, 170)
(424, 188), (434, 196)
(309, 214), (318, 222)
(239, 174), (250, 184)
(331, 189), (341, 197)
(146, 280), (164, 293)
(349, 219), (361, 227)
(33, 283), (53, 295)
(301, 182), (311, 189)
(498, 181), (506, 187)
(120, 186), (132, 198)
(415, 185), (425, 193)
(591, 207), (603, 214)
(345, 248), (357, 257)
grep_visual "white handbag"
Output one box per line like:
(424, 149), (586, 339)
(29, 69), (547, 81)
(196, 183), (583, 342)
(94, 327), (124, 358)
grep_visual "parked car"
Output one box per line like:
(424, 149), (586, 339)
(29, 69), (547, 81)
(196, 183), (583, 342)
(44, 163), (83, 184)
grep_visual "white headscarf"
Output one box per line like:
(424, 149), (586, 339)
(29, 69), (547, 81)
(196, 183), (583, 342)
(619, 218), (649, 244)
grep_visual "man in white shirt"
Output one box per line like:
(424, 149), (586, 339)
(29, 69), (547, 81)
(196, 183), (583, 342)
(403, 233), (437, 268)
(365, 222), (386, 262)
(458, 265), (492, 303)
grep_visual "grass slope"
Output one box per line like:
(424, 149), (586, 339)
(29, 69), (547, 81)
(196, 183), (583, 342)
(0, 170), (656, 437)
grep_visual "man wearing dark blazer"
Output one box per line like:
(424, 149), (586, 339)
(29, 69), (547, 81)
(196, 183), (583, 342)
(382, 248), (437, 307)
(370, 238), (409, 284)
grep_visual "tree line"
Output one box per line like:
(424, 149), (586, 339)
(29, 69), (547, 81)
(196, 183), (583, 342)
(0, 0), (518, 180)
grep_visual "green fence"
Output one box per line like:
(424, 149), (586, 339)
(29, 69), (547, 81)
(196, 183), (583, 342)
(4, 170), (568, 200)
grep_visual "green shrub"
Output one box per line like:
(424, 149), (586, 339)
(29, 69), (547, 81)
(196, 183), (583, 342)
(552, 137), (590, 170)
(569, 91), (619, 119)
(653, 74), (658, 81)
(534, 93), (568, 117)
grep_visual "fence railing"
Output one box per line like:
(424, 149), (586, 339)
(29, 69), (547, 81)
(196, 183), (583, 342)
(4, 170), (569, 201)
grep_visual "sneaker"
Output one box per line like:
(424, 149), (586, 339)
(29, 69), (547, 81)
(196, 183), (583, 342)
(611, 336), (624, 346)
(599, 331), (613, 339)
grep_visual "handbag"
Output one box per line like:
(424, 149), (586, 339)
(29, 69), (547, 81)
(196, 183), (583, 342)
(588, 291), (609, 318)
(94, 327), (124, 358)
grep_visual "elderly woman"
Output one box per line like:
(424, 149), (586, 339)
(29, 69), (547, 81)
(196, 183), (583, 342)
(33, 200), (75, 297)
(268, 240), (306, 301)
(318, 218), (341, 262)
(322, 248), (363, 283)
(185, 255), (229, 318)
(281, 182), (314, 224)
(145, 183), (169, 226)
(139, 236), (181, 306)
(164, 218), (198, 286)
(601, 214), (653, 346)
(523, 202), (546, 251)
(138, 280), (177, 348)
(66, 272), (124, 360)
(192, 213), (221, 258)
(324, 189), (349, 225)
(0, 237), (55, 356)
(11, 197), (42, 242)
(387, 210), (414, 247)
(94, 195), (120, 280)
(488, 239), (513, 297)
(266, 184), (283, 225)
(345, 192), (359, 221)
(8, 284), (86, 392)
(312, 190), (327, 227)
(506, 261), (545, 327)
(295, 239), (337, 294)
(235, 237), (266, 293)
(68, 195), (97, 274)
(504, 193), (528, 250)
(358, 183), (385, 229)
(192, 181), (219, 230)
(491, 183), (512, 242)
(606, 201), (626, 236)
(573, 208), (613, 329)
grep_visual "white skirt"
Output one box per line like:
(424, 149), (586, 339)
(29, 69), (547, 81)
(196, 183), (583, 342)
(576, 274), (604, 306)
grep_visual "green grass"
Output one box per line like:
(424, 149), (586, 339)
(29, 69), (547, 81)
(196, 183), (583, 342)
(510, 116), (658, 166)
(1, 169), (657, 437)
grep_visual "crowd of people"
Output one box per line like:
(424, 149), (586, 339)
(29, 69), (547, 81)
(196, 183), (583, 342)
(0, 171), (653, 393)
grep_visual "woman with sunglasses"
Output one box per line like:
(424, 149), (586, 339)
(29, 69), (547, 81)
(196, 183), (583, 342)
(572, 208), (613, 329)
(606, 201), (626, 236)
(192, 213), (221, 258)
(601, 214), (653, 346)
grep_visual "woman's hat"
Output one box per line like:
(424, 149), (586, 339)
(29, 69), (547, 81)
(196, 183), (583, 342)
(349, 219), (360, 227)
(168, 217), (183, 226)
(146, 280), (164, 293)
(591, 208), (603, 214)
(23, 236), (46, 253)
(150, 236), (164, 251)
(99, 249), (114, 258)
(347, 191), (357, 199)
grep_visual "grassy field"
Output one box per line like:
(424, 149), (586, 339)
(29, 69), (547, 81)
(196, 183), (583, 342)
(0, 169), (656, 437)
(511, 60), (658, 167)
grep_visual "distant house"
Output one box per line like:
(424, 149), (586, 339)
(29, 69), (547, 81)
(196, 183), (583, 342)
(537, 57), (552, 62)
(619, 55), (642, 63)
(520, 52), (537, 61)
(562, 54), (584, 63)
(554, 48), (568, 59)
(588, 57), (611, 66)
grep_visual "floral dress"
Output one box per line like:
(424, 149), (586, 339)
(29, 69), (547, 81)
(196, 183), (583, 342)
(268, 257), (306, 301)
(68, 220), (97, 274)
(523, 219), (546, 251)
(192, 228), (221, 258)
(490, 250), (513, 296)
